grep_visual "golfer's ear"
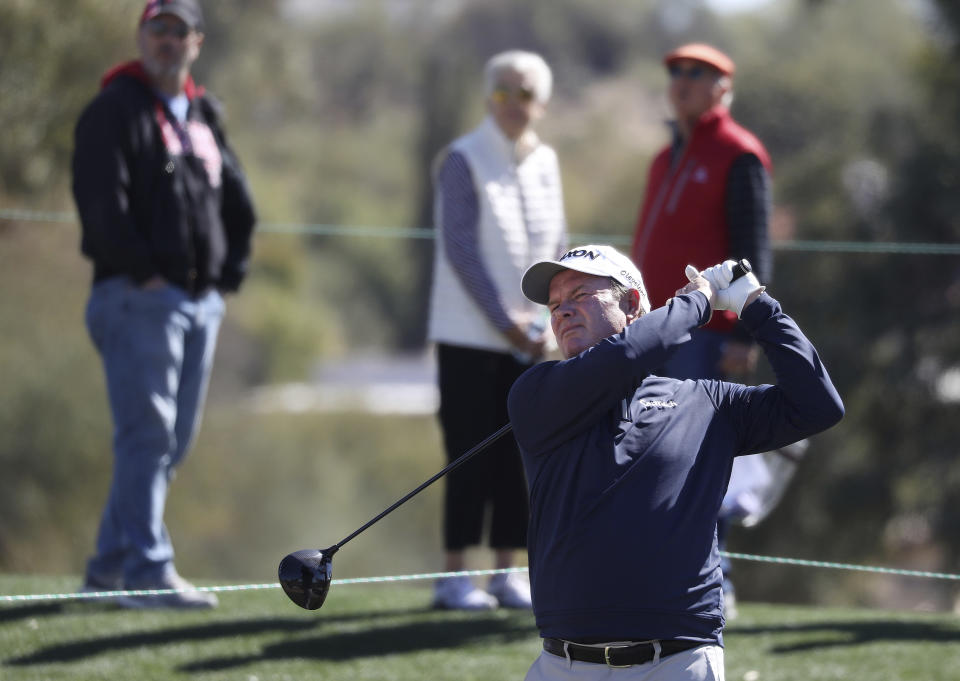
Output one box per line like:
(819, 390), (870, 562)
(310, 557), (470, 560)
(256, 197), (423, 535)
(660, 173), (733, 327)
(623, 289), (643, 324)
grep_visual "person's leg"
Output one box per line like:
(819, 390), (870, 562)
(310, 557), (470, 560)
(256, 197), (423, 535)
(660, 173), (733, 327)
(438, 345), (494, 552)
(525, 650), (599, 681)
(444, 551), (466, 572)
(83, 279), (128, 587)
(85, 279), (187, 587)
(487, 353), (533, 607)
(142, 288), (222, 611)
(170, 289), (224, 471)
(716, 517), (737, 619)
(648, 645), (725, 681)
(434, 344), (500, 609)
(488, 352), (530, 556)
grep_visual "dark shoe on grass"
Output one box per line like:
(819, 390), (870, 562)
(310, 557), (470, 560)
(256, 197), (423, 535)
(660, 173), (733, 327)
(78, 573), (123, 604)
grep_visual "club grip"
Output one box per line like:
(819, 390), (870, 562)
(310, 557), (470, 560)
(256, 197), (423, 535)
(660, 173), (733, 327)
(731, 259), (752, 281)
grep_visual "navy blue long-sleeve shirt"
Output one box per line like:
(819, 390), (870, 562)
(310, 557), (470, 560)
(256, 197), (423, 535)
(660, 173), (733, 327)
(507, 292), (843, 645)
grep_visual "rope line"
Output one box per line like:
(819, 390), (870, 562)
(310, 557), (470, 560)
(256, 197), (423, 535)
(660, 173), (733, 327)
(0, 567), (526, 604)
(722, 552), (960, 580)
(2, 554), (959, 604)
(3, 208), (959, 255)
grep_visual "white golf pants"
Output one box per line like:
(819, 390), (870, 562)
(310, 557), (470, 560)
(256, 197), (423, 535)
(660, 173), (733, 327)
(525, 643), (724, 681)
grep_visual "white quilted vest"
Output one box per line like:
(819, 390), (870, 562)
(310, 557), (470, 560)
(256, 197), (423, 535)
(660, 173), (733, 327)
(428, 116), (566, 352)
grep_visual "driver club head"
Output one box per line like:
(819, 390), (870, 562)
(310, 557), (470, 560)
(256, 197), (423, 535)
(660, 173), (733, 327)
(278, 547), (336, 610)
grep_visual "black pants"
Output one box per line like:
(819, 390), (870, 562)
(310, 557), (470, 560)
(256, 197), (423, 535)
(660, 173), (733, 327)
(437, 343), (530, 551)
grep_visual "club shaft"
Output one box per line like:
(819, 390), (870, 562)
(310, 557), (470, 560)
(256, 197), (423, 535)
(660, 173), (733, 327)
(333, 423), (514, 551)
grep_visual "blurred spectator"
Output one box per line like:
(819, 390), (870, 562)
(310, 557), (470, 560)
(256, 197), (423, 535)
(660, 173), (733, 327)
(72, 0), (256, 608)
(630, 43), (776, 618)
(427, 50), (568, 610)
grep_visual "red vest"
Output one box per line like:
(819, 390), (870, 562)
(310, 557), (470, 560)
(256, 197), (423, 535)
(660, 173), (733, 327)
(631, 106), (771, 332)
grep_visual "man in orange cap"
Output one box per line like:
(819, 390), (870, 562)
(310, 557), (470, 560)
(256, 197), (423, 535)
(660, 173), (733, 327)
(630, 43), (775, 618)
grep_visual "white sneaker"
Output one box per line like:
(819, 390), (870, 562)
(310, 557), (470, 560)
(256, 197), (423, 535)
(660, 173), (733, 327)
(487, 572), (532, 609)
(432, 576), (498, 610)
(116, 571), (218, 610)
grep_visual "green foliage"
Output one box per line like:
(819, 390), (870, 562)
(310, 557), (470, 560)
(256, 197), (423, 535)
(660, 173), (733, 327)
(0, 223), (109, 568)
(0, 0), (133, 199)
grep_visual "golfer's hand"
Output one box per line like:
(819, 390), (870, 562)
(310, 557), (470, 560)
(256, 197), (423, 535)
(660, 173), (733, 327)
(686, 261), (765, 318)
(675, 269), (716, 309)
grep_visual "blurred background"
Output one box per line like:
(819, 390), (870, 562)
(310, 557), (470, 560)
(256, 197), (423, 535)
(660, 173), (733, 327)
(1, 0), (959, 612)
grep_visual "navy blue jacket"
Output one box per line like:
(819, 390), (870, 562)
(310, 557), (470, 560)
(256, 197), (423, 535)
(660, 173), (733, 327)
(507, 292), (843, 645)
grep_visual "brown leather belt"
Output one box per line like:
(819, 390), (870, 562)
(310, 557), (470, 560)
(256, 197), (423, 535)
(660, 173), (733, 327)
(543, 637), (702, 667)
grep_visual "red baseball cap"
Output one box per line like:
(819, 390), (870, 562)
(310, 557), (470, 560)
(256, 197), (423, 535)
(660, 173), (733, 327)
(664, 43), (735, 77)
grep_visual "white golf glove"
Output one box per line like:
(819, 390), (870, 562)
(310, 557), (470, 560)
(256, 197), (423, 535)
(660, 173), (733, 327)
(685, 260), (765, 318)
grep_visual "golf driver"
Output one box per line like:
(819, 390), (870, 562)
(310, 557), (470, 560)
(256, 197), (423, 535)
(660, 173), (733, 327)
(278, 259), (753, 610)
(279, 423), (513, 610)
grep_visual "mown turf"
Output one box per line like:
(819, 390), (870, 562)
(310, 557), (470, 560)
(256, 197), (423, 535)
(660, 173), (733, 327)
(2, 575), (959, 680)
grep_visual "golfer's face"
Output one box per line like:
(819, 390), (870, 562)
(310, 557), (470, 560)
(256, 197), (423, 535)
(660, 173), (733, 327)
(548, 270), (629, 359)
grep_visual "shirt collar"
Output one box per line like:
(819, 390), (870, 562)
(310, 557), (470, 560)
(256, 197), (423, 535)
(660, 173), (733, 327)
(481, 115), (540, 163)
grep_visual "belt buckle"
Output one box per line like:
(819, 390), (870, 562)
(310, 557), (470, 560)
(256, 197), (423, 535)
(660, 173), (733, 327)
(603, 645), (632, 668)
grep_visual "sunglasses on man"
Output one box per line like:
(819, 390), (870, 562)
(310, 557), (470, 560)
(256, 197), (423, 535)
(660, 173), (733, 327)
(143, 19), (192, 40)
(668, 64), (717, 81)
(491, 85), (536, 105)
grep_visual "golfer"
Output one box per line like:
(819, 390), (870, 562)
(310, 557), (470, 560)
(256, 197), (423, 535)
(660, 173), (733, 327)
(507, 245), (843, 680)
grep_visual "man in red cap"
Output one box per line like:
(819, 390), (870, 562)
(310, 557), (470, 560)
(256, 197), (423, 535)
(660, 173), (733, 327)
(72, 0), (256, 608)
(630, 43), (774, 618)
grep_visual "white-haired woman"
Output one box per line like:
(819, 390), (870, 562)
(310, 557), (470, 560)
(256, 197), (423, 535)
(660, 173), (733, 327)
(426, 50), (568, 610)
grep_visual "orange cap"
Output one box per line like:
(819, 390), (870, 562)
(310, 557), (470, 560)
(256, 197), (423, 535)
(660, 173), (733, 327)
(664, 43), (735, 77)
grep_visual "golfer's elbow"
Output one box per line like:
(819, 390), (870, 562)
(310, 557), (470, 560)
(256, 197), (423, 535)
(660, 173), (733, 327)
(783, 384), (844, 438)
(808, 391), (844, 434)
(824, 392), (845, 428)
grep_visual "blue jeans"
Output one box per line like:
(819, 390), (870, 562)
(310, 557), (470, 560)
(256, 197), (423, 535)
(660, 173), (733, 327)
(85, 277), (224, 586)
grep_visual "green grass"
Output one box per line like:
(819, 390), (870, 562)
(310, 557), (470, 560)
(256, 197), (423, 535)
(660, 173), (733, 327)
(2, 575), (959, 681)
